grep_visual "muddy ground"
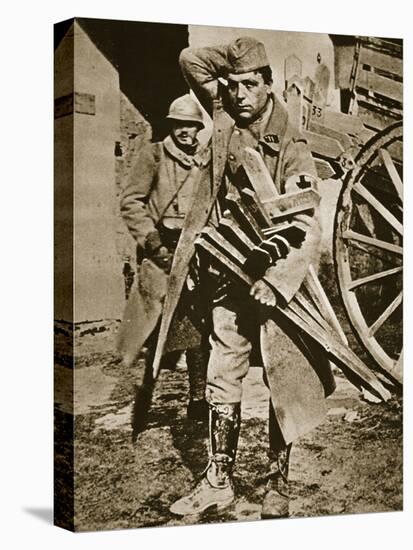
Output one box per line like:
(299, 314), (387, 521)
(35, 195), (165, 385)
(54, 318), (402, 532)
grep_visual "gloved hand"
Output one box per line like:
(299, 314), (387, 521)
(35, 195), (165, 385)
(144, 230), (172, 273)
(151, 245), (173, 273)
(145, 230), (163, 255)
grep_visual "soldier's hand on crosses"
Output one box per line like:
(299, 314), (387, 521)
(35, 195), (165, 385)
(250, 279), (277, 307)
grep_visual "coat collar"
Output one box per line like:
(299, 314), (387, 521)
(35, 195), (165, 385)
(238, 96), (274, 140)
(163, 135), (210, 168)
(258, 94), (288, 152)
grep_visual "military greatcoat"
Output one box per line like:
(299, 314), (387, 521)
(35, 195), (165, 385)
(118, 134), (210, 363)
(153, 45), (335, 446)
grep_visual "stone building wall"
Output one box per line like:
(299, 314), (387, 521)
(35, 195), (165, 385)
(114, 92), (153, 299)
(55, 19), (189, 358)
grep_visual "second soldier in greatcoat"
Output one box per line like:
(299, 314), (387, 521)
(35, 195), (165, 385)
(121, 94), (211, 421)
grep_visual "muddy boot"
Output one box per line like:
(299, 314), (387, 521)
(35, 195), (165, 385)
(261, 401), (291, 519)
(186, 346), (208, 423)
(261, 445), (291, 519)
(170, 402), (241, 516)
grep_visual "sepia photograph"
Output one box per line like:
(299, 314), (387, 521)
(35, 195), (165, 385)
(53, 16), (403, 532)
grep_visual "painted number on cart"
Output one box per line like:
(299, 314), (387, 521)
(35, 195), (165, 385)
(312, 105), (323, 118)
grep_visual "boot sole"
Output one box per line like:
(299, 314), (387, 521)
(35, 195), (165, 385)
(170, 495), (234, 516)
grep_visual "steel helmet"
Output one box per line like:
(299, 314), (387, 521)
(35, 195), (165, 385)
(166, 94), (204, 127)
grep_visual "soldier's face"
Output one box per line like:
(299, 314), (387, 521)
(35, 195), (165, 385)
(227, 71), (271, 122)
(171, 121), (200, 147)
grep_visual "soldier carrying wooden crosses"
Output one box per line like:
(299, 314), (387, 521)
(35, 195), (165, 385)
(157, 36), (337, 519)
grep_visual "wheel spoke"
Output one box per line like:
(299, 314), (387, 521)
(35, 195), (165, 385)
(368, 291), (402, 337)
(343, 230), (403, 255)
(347, 266), (402, 290)
(353, 181), (403, 236)
(334, 123), (403, 378)
(379, 148), (403, 200)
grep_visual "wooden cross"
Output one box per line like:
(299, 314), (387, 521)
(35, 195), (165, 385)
(195, 147), (391, 402)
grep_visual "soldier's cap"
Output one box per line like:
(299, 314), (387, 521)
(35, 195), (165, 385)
(166, 94), (204, 127)
(227, 37), (270, 74)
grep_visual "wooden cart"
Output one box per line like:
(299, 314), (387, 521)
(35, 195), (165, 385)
(284, 36), (403, 386)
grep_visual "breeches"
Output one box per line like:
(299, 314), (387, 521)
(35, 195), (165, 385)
(206, 291), (263, 404)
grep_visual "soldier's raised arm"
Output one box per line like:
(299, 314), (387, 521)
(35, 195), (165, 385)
(179, 45), (230, 114)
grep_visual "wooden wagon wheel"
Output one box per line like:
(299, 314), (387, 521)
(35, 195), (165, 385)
(334, 121), (403, 384)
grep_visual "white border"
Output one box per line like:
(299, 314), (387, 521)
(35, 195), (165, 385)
(1, 1), (410, 548)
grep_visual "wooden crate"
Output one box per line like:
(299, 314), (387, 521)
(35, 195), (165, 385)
(350, 37), (403, 131)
